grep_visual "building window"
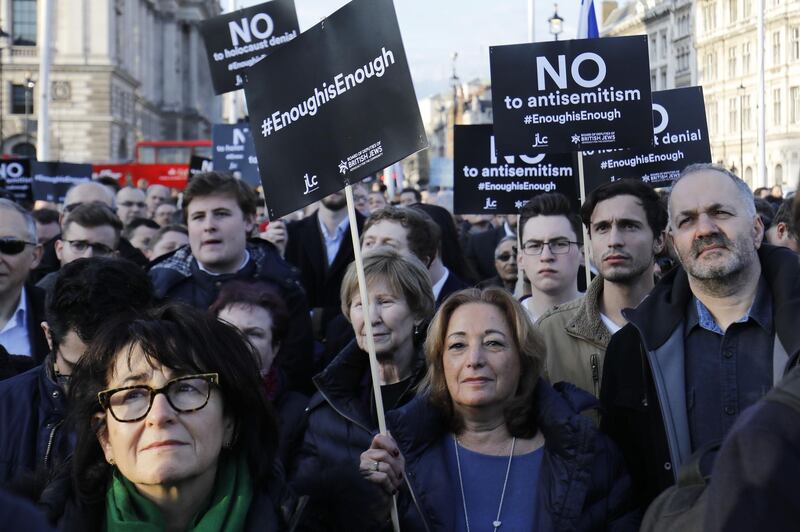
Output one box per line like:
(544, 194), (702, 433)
(729, 0), (738, 22)
(775, 164), (783, 184)
(660, 31), (667, 59)
(703, 3), (716, 32)
(650, 35), (657, 62)
(773, 31), (782, 64)
(742, 94), (751, 128)
(729, 47), (737, 76)
(743, 0), (751, 17)
(791, 86), (800, 123)
(743, 42), (752, 73)
(651, 72), (657, 90)
(12, 0), (37, 46)
(792, 27), (800, 60)
(773, 88), (782, 126)
(10, 84), (33, 115)
(660, 67), (667, 89)
(707, 99), (718, 134)
(729, 98), (738, 133)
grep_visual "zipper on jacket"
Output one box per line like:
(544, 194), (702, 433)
(590, 353), (600, 397)
(43, 420), (63, 467)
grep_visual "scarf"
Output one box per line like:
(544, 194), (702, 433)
(105, 454), (253, 532)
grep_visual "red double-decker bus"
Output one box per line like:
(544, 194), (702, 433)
(93, 140), (212, 189)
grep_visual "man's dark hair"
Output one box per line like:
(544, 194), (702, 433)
(62, 202), (124, 245)
(363, 206), (440, 265)
(182, 172), (257, 220)
(754, 198), (775, 230)
(401, 187), (422, 203)
(32, 208), (59, 225)
(580, 179), (667, 237)
(410, 203), (477, 283)
(68, 304), (279, 504)
(147, 224), (188, 251)
(121, 217), (160, 239)
(519, 192), (582, 243)
(95, 176), (121, 194)
(46, 257), (154, 349)
(209, 280), (289, 348)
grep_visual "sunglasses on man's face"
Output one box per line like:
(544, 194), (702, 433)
(0, 237), (37, 256)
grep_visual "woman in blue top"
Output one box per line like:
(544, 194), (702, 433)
(361, 287), (639, 532)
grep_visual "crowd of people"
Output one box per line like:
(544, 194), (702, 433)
(0, 163), (798, 531)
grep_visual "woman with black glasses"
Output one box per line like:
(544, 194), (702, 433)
(39, 304), (303, 532)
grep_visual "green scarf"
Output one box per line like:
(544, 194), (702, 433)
(105, 454), (253, 532)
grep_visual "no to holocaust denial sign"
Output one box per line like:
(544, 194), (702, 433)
(454, 125), (578, 214)
(245, 0), (427, 220)
(0, 158), (32, 204)
(490, 36), (653, 154)
(200, 0), (299, 94)
(212, 124), (260, 187)
(582, 87), (712, 191)
(31, 161), (92, 204)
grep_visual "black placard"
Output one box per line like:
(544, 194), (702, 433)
(199, 0), (300, 95)
(454, 125), (579, 214)
(189, 155), (213, 181)
(244, 0), (427, 220)
(490, 36), (653, 154)
(0, 158), (32, 204)
(31, 162), (92, 204)
(581, 87), (712, 191)
(211, 124), (260, 187)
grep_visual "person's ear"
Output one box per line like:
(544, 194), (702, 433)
(30, 243), (44, 269)
(54, 239), (64, 262)
(95, 413), (116, 466)
(41, 322), (53, 351)
(653, 230), (666, 255)
(753, 214), (765, 248)
(244, 213), (256, 234)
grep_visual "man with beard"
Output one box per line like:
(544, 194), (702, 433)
(284, 191), (365, 342)
(536, 180), (666, 398)
(600, 163), (800, 510)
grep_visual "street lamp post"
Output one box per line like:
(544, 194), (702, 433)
(738, 83), (745, 179)
(0, 29), (9, 155)
(24, 71), (34, 148)
(549, 4), (564, 41)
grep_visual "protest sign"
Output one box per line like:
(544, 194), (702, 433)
(211, 124), (260, 187)
(189, 155), (213, 181)
(199, 0), (299, 95)
(244, 0), (427, 220)
(31, 161), (92, 204)
(454, 125), (578, 214)
(581, 86), (712, 191)
(490, 36), (653, 154)
(0, 158), (32, 204)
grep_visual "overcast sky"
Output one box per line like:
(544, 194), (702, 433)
(237, 0), (583, 98)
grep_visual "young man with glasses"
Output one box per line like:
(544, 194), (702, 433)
(517, 193), (583, 323)
(0, 257), (154, 486)
(35, 203), (123, 296)
(536, 180), (666, 398)
(0, 199), (46, 361)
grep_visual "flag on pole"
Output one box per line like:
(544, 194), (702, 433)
(577, 0), (599, 39)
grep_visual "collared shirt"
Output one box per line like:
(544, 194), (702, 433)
(0, 286), (32, 357)
(684, 276), (774, 451)
(319, 216), (350, 266)
(431, 267), (450, 301)
(196, 250), (251, 276)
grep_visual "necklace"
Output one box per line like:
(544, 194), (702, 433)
(453, 434), (516, 532)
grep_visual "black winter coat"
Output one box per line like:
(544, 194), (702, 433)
(290, 339), (425, 531)
(600, 244), (800, 509)
(385, 380), (639, 532)
(148, 238), (314, 393)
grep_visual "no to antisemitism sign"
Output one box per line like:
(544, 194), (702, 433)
(0, 158), (32, 204)
(454, 125), (578, 214)
(581, 86), (712, 191)
(31, 162), (92, 204)
(200, 0), (300, 95)
(490, 36), (653, 154)
(245, 0), (427, 220)
(211, 124), (261, 187)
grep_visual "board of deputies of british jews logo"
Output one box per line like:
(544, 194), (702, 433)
(338, 140), (384, 175)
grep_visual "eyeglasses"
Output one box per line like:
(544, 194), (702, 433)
(119, 201), (146, 209)
(0, 237), (37, 255)
(521, 239), (580, 255)
(495, 250), (517, 262)
(98, 373), (219, 423)
(64, 239), (115, 256)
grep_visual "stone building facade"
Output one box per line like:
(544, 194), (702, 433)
(0, 0), (221, 163)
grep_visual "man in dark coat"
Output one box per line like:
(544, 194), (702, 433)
(148, 172), (313, 392)
(284, 191), (365, 341)
(600, 164), (800, 509)
(0, 257), (154, 487)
